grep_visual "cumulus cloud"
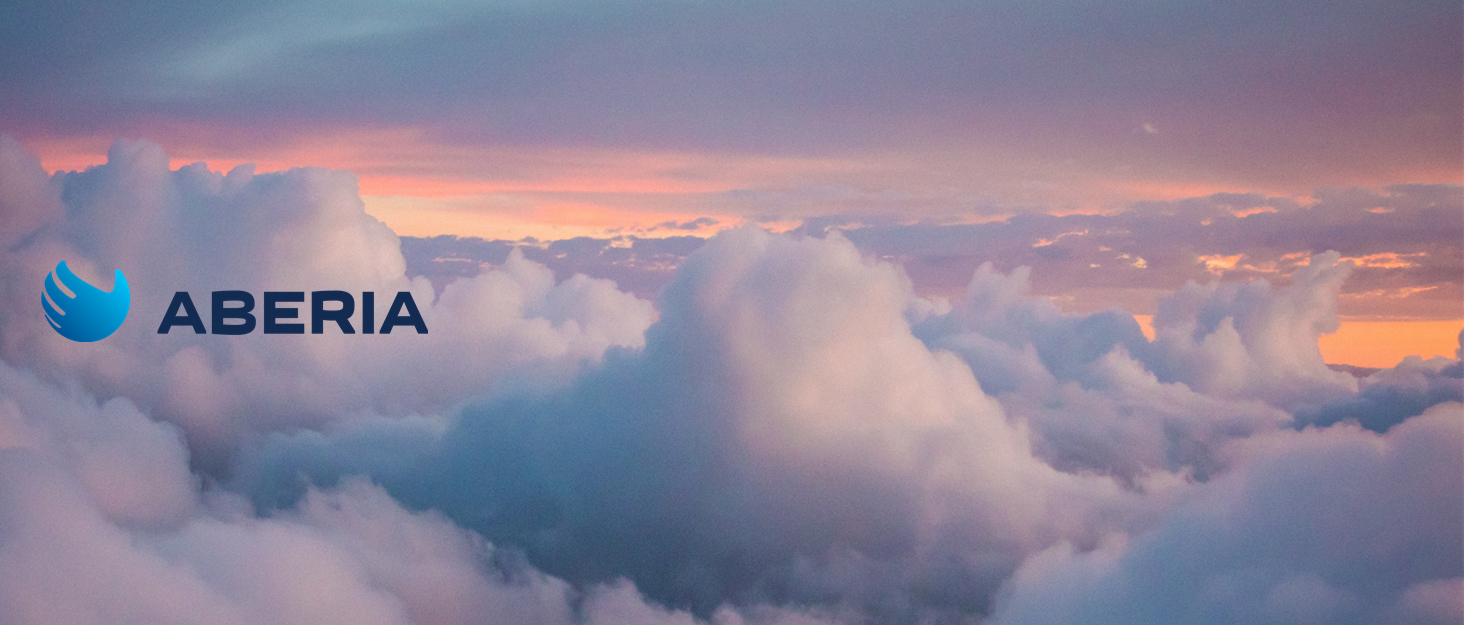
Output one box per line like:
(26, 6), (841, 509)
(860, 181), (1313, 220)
(1141, 251), (1358, 412)
(1298, 353), (1463, 432)
(0, 138), (1459, 623)
(0, 354), (840, 625)
(247, 228), (1141, 620)
(909, 262), (1291, 483)
(0, 355), (195, 530)
(252, 221), (1460, 622)
(988, 402), (1463, 625)
(0, 139), (655, 466)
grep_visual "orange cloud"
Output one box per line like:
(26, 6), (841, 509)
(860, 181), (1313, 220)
(1339, 252), (1428, 269)
(1197, 254), (1243, 273)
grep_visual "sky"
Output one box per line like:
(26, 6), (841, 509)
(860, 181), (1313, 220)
(3, 0), (1460, 365)
(0, 1), (1461, 623)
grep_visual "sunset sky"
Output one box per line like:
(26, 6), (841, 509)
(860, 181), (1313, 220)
(0, 2), (1460, 623)
(4, 0), (1460, 366)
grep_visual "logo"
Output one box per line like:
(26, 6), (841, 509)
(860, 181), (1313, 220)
(157, 291), (427, 335)
(43, 261), (130, 342)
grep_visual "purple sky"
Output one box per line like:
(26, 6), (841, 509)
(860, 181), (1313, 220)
(2, 0), (1458, 201)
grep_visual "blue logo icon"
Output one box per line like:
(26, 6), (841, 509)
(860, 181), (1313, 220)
(43, 261), (130, 342)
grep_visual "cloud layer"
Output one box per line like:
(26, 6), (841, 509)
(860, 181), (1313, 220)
(401, 184), (1464, 321)
(0, 140), (1459, 624)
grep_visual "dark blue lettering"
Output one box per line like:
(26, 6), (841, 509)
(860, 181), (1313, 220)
(264, 292), (305, 334)
(361, 291), (375, 335)
(158, 292), (205, 334)
(380, 292), (427, 334)
(212, 291), (256, 335)
(312, 291), (355, 334)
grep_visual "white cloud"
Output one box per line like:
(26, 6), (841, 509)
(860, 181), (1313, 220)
(0, 355), (840, 625)
(989, 402), (1464, 625)
(0, 138), (1457, 623)
(0, 139), (655, 466)
(1143, 251), (1359, 411)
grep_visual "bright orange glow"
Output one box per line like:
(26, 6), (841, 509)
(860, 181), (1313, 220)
(28, 135), (114, 172)
(1134, 315), (1157, 341)
(1134, 315), (1463, 368)
(1318, 319), (1463, 368)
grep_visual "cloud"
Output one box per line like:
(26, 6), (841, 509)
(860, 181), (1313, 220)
(0, 138), (1459, 623)
(0, 139), (655, 467)
(909, 262), (1293, 483)
(398, 184), (1464, 322)
(401, 234), (703, 299)
(1141, 250), (1358, 412)
(0, 353), (841, 625)
(654, 217), (720, 231)
(988, 402), (1464, 625)
(0, 354), (195, 530)
(0, 137), (62, 249)
(246, 227), (1144, 620)
(248, 220), (1461, 622)
(1298, 352), (1464, 432)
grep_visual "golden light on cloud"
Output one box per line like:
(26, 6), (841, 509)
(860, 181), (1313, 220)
(1339, 252), (1427, 269)
(1341, 286), (1441, 300)
(1231, 206), (1278, 218)
(1033, 230), (1089, 247)
(1198, 254), (1243, 273)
